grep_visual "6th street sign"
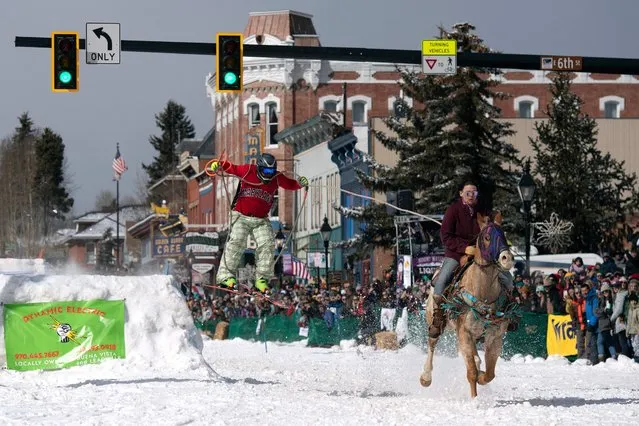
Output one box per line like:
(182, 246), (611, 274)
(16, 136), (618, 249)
(86, 23), (120, 64)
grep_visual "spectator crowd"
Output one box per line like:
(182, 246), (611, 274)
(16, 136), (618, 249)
(183, 246), (639, 365)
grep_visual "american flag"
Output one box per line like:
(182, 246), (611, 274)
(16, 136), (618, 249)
(292, 256), (311, 280)
(112, 144), (128, 180)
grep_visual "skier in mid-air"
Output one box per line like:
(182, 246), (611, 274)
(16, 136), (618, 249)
(208, 153), (308, 293)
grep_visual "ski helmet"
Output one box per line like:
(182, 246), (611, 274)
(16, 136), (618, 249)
(256, 153), (277, 182)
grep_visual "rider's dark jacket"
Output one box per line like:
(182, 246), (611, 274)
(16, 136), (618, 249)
(440, 198), (484, 262)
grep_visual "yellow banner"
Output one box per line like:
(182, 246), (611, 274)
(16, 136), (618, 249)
(546, 314), (577, 357)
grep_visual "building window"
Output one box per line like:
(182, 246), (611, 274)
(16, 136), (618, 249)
(514, 96), (539, 119)
(604, 102), (619, 118)
(348, 95), (371, 125)
(518, 101), (533, 118)
(599, 96), (624, 119)
(324, 101), (338, 113)
(315, 177), (323, 228)
(248, 103), (260, 128)
(266, 102), (279, 145)
(270, 191), (279, 217)
(329, 173), (340, 226)
(352, 101), (366, 124)
(319, 95), (342, 113)
(86, 243), (96, 265)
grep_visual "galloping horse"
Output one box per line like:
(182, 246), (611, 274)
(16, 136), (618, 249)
(420, 213), (516, 398)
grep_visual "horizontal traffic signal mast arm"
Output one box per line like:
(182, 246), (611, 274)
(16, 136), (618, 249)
(15, 36), (639, 74)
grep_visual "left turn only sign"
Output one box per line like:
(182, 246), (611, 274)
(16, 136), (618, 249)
(86, 23), (121, 64)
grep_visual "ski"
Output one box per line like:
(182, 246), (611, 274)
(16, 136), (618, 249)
(203, 284), (291, 309)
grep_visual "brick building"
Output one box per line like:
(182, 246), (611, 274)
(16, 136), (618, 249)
(199, 9), (639, 286)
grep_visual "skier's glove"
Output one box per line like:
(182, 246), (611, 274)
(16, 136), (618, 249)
(298, 176), (309, 188)
(208, 161), (220, 173)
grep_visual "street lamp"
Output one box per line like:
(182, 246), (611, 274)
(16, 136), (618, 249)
(320, 216), (332, 287)
(518, 159), (536, 278)
(275, 227), (286, 288)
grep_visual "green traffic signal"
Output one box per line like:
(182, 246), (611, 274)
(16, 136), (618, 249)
(58, 71), (72, 84)
(224, 71), (238, 85)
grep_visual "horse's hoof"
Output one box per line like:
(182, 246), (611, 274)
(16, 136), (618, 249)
(419, 374), (432, 387)
(477, 372), (493, 385)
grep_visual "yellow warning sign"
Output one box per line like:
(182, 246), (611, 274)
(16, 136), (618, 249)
(421, 40), (457, 56)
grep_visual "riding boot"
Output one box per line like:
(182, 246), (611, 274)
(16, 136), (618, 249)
(429, 294), (446, 338)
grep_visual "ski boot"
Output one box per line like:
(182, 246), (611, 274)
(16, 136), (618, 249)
(255, 277), (269, 293)
(220, 277), (237, 289)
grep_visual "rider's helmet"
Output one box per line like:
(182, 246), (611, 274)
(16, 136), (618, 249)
(256, 153), (277, 182)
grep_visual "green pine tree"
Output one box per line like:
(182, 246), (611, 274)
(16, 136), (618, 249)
(142, 100), (195, 185)
(96, 228), (115, 273)
(530, 73), (639, 252)
(33, 128), (74, 235)
(340, 23), (523, 254)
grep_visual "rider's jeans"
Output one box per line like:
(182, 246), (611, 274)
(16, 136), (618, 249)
(433, 257), (459, 296)
(432, 257), (515, 296)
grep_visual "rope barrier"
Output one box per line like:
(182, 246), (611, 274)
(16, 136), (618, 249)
(203, 156), (445, 288)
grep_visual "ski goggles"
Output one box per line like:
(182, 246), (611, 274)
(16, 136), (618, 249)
(260, 167), (276, 175)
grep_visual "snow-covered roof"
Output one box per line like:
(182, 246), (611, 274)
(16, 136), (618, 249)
(74, 212), (110, 223)
(48, 228), (76, 245)
(66, 206), (150, 241)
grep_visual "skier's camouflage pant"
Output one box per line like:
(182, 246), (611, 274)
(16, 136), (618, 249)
(216, 211), (275, 284)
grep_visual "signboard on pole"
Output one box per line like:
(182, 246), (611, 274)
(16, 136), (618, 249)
(422, 39), (457, 75)
(244, 128), (264, 165)
(540, 56), (583, 71)
(86, 23), (121, 64)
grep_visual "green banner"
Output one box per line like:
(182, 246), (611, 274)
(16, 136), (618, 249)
(3, 299), (126, 371)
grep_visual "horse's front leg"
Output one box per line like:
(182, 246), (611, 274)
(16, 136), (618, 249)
(420, 296), (439, 387)
(478, 326), (505, 385)
(457, 325), (479, 398)
(420, 336), (439, 387)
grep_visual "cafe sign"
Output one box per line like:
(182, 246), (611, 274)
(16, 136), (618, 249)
(152, 235), (184, 258)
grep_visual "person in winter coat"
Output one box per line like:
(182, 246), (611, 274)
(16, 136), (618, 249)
(625, 293), (639, 362)
(569, 257), (587, 282)
(208, 153), (308, 293)
(611, 281), (632, 358)
(599, 254), (618, 276)
(567, 285), (587, 359)
(596, 283), (617, 361)
(583, 281), (600, 364)
(625, 247), (639, 276)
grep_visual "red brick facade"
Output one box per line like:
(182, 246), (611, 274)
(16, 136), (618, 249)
(207, 9), (639, 232)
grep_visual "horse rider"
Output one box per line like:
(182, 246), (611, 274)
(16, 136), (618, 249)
(429, 180), (516, 338)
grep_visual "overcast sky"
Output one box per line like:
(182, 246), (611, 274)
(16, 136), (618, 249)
(1, 0), (637, 215)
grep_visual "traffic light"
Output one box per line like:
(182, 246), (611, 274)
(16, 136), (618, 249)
(216, 33), (243, 92)
(51, 31), (79, 92)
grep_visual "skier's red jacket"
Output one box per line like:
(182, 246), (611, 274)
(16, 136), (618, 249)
(219, 161), (303, 218)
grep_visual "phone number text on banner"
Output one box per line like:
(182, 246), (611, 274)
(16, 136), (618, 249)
(3, 299), (126, 371)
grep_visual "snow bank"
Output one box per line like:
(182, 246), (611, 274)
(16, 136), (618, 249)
(0, 274), (214, 380)
(0, 258), (47, 275)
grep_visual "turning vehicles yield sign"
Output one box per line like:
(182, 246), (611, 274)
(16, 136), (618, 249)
(422, 39), (457, 75)
(86, 23), (121, 64)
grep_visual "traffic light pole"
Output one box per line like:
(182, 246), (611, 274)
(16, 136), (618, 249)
(15, 36), (639, 74)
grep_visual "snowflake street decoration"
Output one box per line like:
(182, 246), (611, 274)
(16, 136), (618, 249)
(533, 212), (574, 254)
